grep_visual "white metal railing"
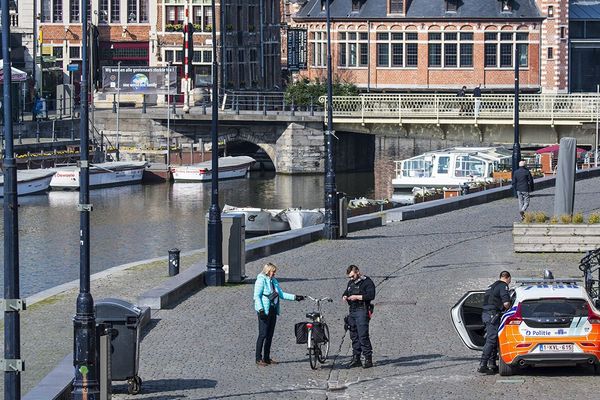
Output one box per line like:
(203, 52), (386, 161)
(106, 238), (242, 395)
(321, 93), (600, 125)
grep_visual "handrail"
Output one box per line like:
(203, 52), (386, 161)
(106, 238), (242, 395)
(325, 93), (599, 125)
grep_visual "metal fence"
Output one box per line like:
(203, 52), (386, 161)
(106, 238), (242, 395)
(221, 91), (324, 115)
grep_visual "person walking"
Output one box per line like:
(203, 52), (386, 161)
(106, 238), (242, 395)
(254, 262), (304, 366)
(473, 83), (482, 117)
(479, 271), (512, 374)
(512, 160), (535, 220)
(456, 86), (466, 115)
(343, 265), (376, 369)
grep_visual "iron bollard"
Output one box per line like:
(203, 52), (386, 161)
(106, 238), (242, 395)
(310, 97), (314, 116)
(202, 99), (207, 115)
(460, 183), (470, 196)
(18, 130), (22, 144)
(142, 95), (147, 114)
(263, 96), (267, 116)
(35, 121), (40, 143)
(291, 99), (295, 116)
(168, 248), (180, 276)
(59, 95), (63, 119)
(112, 94), (117, 113)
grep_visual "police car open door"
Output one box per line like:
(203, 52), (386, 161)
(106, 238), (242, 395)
(451, 291), (485, 351)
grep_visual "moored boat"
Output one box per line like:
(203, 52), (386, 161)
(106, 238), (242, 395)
(171, 156), (256, 182)
(222, 204), (325, 234)
(50, 161), (148, 190)
(0, 169), (57, 197)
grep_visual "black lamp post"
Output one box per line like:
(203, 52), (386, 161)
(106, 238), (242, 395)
(72, 0), (100, 397)
(205, 0), (225, 286)
(512, 44), (522, 194)
(3, 0), (23, 396)
(323, 0), (338, 240)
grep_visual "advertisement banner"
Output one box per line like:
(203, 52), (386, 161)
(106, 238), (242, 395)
(102, 66), (178, 94)
(287, 29), (308, 71)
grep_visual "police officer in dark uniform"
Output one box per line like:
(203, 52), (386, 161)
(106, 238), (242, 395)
(343, 265), (376, 368)
(479, 270), (512, 374)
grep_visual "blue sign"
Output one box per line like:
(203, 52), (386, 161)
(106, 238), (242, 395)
(67, 64), (79, 72)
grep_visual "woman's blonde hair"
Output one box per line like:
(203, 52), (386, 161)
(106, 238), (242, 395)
(262, 262), (277, 275)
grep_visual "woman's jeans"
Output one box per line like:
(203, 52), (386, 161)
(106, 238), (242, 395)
(256, 308), (277, 361)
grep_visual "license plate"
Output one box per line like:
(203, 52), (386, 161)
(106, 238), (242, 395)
(539, 344), (573, 352)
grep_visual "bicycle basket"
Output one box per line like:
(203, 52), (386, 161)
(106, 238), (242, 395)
(295, 322), (308, 344)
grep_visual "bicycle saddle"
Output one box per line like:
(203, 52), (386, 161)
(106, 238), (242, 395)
(306, 312), (321, 320)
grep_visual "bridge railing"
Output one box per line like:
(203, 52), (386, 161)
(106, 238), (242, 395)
(323, 93), (600, 124)
(221, 91), (324, 115)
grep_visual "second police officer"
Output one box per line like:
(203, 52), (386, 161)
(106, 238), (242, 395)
(342, 265), (376, 369)
(479, 270), (512, 374)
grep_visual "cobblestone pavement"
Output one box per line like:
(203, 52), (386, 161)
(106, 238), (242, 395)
(106, 177), (600, 400)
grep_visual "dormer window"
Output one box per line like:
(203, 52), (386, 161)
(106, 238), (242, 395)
(320, 0), (326, 12)
(501, 0), (512, 12)
(446, 0), (458, 12)
(389, 0), (403, 14)
(352, 0), (361, 12)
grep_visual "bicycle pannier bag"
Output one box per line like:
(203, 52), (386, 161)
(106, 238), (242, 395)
(295, 322), (308, 344)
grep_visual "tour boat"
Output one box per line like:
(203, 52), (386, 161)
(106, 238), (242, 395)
(50, 161), (148, 190)
(171, 156), (256, 182)
(0, 169), (57, 197)
(222, 205), (324, 235)
(391, 147), (512, 203)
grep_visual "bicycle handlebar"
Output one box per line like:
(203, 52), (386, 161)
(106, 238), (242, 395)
(307, 296), (333, 303)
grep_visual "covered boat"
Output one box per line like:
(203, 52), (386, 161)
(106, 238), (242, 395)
(50, 161), (147, 190)
(171, 156), (255, 182)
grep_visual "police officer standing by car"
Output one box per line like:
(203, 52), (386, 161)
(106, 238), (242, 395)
(479, 271), (512, 374)
(343, 265), (376, 368)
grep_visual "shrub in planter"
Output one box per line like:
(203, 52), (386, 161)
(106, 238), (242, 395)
(573, 213), (584, 224)
(589, 213), (600, 224)
(550, 216), (559, 224)
(523, 212), (536, 224)
(560, 214), (572, 224)
(535, 212), (548, 223)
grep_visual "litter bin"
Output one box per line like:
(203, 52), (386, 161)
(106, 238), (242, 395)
(205, 212), (246, 283)
(336, 191), (348, 238)
(95, 298), (151, 395)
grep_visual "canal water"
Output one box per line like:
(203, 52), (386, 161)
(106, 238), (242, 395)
(0, 172), (374, 297)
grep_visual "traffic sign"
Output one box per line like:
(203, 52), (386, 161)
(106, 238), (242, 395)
(67, 64), (79, 72)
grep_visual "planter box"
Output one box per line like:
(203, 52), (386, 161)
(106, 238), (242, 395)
(444, 189), (460, 199)
(513, 223), (600, 252)
(493, 171), (512, 181)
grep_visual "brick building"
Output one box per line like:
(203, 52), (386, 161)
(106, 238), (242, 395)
(289, 0), (582, 93)
(34, 0), (281, 103)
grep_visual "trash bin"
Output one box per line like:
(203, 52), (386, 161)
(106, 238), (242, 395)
(336, 191), (348, 238)
(95, 298), (151, 395)
(205, 212), (246, 283)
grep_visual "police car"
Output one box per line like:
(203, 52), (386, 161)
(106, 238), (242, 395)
(451, 276), (600, 376)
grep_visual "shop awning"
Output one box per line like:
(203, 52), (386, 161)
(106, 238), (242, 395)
(0, 60), (28, 82)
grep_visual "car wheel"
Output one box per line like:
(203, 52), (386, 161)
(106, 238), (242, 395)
(499, 356), (516, 376)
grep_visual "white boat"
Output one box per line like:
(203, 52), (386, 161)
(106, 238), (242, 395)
(0, 169), (56, 197)
(171, 156), (256, 182)
(222, 205), (325, 234)
(50, 161), (147, 190)
(391, 147), (511, 203)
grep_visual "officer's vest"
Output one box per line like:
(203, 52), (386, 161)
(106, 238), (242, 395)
(482, 280), (505, 311)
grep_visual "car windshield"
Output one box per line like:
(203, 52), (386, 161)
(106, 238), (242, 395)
(521, 299), (588, 318)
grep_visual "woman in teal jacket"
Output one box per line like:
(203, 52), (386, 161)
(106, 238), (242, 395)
(254, 262), (304, 365)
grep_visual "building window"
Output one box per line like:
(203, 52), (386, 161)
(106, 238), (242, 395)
(547, 47), (554, 59)
(446, 0), (457, 12)
(111, 0), (120, 23)
(389, 0), (403, 14)
(203, 50), (212, 62)
(166, 6), (185, 25)
(351, 0), (361, 12)
(338, 32), (368, 67)
(69, 46), (81, 59)
(427, 31), (472, 68)
(560, 26), (565, 39)
(99, 0), (109, 23)
(70, 0), (80, 23)
(501, 0), (512, 12)
(52, 0), (63, 23)
(127, 0), (137, 22)
(377, 31), (418, 68)
(484, 31), (528, 68)
(41, 0), (51, 22)
(310, 31), (327, 67)
(548, 6), (554, 18)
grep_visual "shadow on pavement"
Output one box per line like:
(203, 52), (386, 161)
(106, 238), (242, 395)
(112, 378), (217, 394)
(421, 261), (515, 269)
(514, 364), (597, 377)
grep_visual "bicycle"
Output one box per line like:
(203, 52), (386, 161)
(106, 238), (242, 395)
(295, 296), (333, 369)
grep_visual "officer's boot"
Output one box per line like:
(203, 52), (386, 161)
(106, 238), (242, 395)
(348, 354), (362, 368)
(477, 360), (491, 374)
(363, 356), (373, 369)
(488, 359), (499, 373)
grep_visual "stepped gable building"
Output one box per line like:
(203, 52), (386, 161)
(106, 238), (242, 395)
(291, 0), (576, 92)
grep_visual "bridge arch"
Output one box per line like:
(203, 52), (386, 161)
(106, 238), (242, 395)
(219, 129), (278, 172)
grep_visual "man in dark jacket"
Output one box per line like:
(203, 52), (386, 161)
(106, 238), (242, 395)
(343, 265), (376, 368)
(512, 160), (534, 220)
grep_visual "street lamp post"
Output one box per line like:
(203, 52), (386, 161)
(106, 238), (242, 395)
(72, 0), (100, 396)
(512, 44), (522, 194)
(167, 62), (172, 167)
(323, 0), (338, 239)
(3, 0), (24, 396)
(205, 0), (224, 286)
(116, 61), (121, 161)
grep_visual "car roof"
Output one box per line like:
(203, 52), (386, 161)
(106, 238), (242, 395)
(514, 280), (589, 302)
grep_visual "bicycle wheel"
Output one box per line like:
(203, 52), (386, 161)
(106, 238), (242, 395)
(307, 330), (319, 370)
(317, 323), (330, 363)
